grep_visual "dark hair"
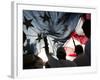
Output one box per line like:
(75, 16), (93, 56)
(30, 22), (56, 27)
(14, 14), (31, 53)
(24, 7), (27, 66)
(56, 47), (66, 60)
(75, 45), (83, 55)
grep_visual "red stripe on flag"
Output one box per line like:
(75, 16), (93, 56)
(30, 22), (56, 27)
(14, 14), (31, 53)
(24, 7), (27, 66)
(71, 32), (88, 44)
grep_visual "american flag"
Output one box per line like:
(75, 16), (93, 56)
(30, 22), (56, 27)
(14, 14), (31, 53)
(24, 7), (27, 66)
(23, 10), (88, 62)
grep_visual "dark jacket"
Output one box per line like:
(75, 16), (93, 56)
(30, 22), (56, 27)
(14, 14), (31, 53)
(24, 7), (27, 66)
(46, 55), (76, 68)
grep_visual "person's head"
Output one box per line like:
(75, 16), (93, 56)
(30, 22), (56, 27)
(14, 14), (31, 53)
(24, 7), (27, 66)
(56, 47), (66, 60)
(75, 45), (83, 56)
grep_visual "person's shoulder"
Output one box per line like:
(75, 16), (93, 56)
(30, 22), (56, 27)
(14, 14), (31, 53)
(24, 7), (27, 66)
(74, 55), (85, 61)
(73, 54), (89, 64)
(64, 60), (77, 66)
(66, 59), (76, 63)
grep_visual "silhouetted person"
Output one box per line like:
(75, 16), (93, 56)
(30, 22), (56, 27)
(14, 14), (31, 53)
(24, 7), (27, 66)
(45, 47), (76, 68)
(74, 44), (90, 66)
(73, 45), (89, 66)
(82, 15), (91, 66)
(56, 47), (77, 67)
(32, 55), (44, 69)
(73, 14), (91, 66)
(23, 54), (43, 69)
